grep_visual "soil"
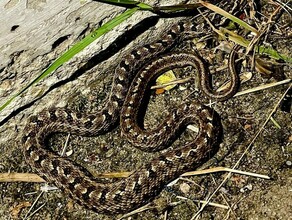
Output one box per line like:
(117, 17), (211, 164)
(0, 1), (291, 220)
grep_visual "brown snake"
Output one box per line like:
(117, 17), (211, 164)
(22, 21), (239, 214)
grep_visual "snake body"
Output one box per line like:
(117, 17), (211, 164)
(22, 21), (238, 214)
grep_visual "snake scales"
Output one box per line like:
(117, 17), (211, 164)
(22, 20), (239, 214)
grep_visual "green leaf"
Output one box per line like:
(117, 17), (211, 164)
(95, 0), (153, 10)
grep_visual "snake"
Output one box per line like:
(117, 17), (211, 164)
(21, 20), (239, 214)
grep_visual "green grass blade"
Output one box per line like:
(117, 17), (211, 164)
(98, 0), (141, 4)
(257, 45), (292, 62)
(270, 117), (281, 129)
(96, 0), (153, 10)
(0, 7), (139, 112)
(220, 28), (292, 63)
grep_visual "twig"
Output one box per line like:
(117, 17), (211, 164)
(177, 196), (229, 209)
(234, 79), (291, 98)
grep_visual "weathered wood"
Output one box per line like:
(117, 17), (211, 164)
(0, 0), (178, 132)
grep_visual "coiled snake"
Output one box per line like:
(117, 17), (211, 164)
(22, 21), (239, 214)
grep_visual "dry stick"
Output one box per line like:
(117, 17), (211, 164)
(164, 210), (167, 220)
(61, 133), (71, 156)
(0, 165), (270, 182)
(234, 79), (291, 98)
(262, 5), (281, 43)
(191, 83), (291, 220)
(23, 191), (44, 220)
(24, 202), (47, 220)
(223, 195), (246, 220)
(210, 174), (237, 218)
(181, 167), (270, 179)
(177, 195), (229, 209)
(120, 201), (183, 220)
(275, 0), (292, 14)
(197, 8), (223, 38)
(0, 165), (270, 183)
(0, 173), (45, 183)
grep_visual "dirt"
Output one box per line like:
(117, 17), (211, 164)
(0, 0), (291, 220)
